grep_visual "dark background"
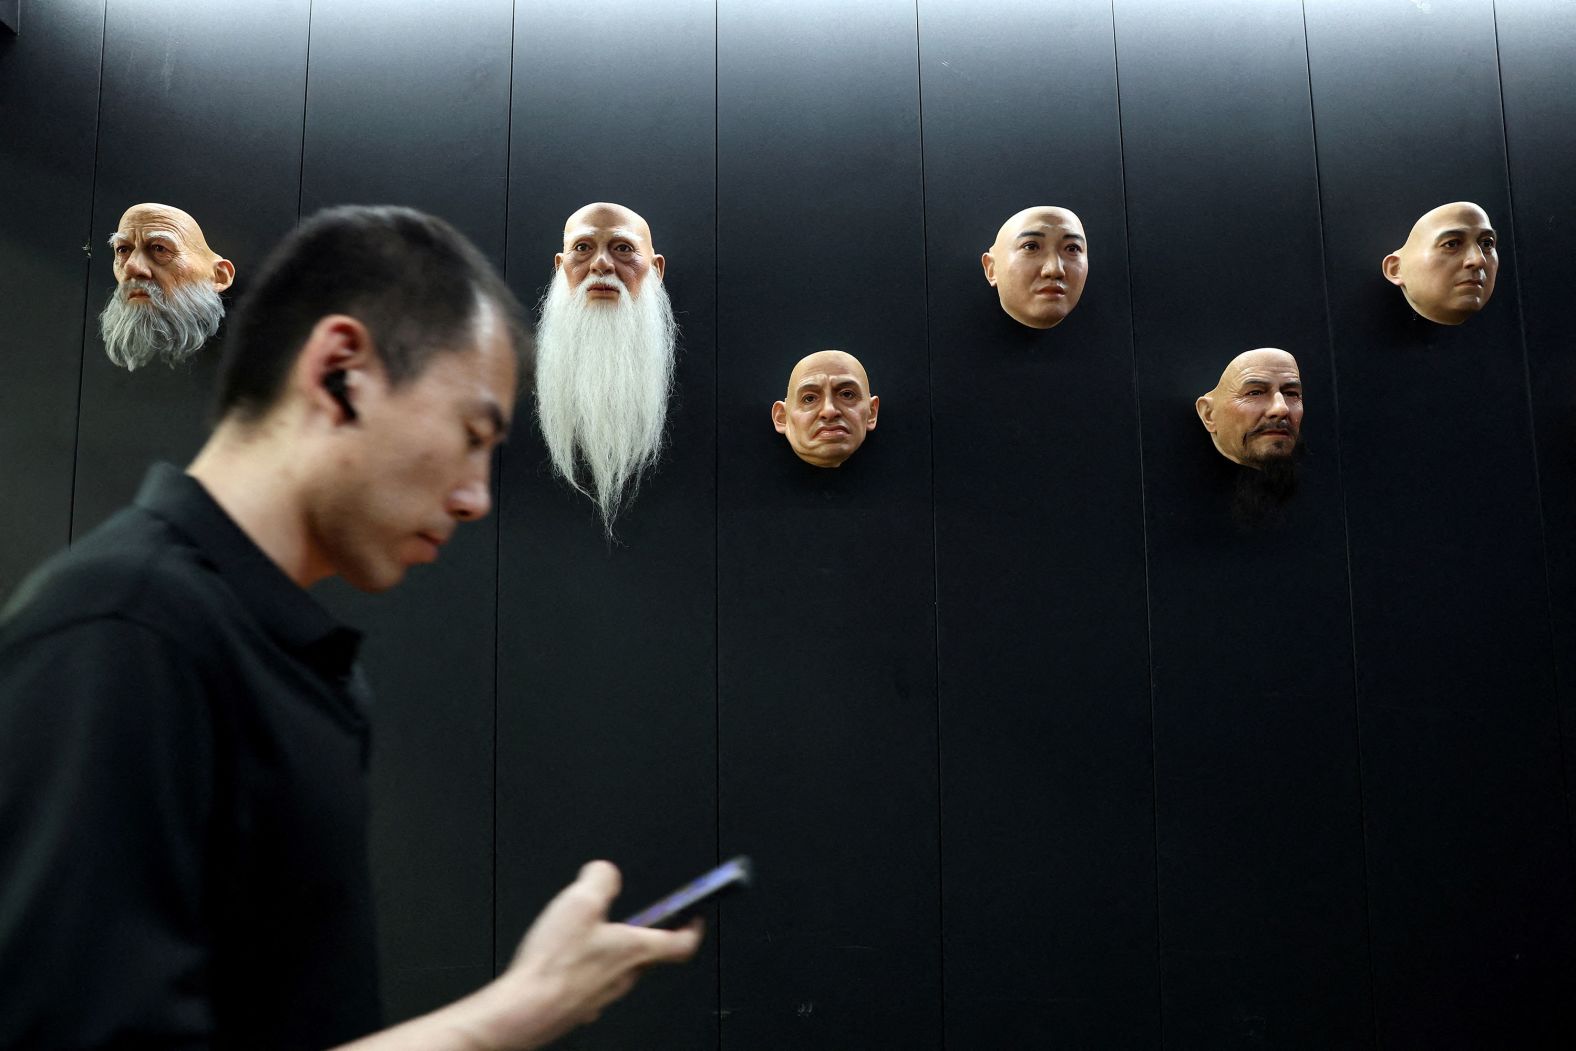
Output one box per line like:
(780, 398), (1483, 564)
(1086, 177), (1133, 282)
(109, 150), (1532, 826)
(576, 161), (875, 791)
(3, 0), (1574, 1047)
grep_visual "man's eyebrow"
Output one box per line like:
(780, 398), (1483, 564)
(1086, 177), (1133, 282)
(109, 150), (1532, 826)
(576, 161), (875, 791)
(1016, 229), (1048, 240)
(1434, 226), (1496, 242)
(108, 232), (130, 247)
(565, 227), (640, 245)
(484, 402), (510, 438)
(1060, 232), (1086, 243)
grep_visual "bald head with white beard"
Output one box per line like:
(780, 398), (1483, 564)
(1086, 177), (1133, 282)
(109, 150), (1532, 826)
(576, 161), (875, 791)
(99, 203), (234, 370)
(535, 202), (675, 533)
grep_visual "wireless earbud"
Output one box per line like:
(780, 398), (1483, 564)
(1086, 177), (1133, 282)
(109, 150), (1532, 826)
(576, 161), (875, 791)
(324, 370), (357, 421)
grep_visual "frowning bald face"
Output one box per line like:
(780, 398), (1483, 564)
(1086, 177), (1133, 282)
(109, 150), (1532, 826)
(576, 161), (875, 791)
(1382, 202), (1498, 325)
(982, 206), (1088, 329)
(1195, 349), (1303, 468)
(771, 350), (879, 468)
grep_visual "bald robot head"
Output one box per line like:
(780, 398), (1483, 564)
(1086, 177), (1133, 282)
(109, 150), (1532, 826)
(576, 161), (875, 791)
(1382, 202), (1498, 325)
(100, 202), (235, 370)
(1195, 348), (1303, 469)
(772, 349), (879, 468)
(555, 201), (665, 302)
(981, 206), (1088, 329)
(536, 201), (677, 534)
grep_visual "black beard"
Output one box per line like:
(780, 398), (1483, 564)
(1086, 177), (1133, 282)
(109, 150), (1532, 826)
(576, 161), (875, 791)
(1231, 446), (1300, 530)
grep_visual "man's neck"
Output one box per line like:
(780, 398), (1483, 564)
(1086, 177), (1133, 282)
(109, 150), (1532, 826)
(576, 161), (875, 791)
(187, 419), (333, 589)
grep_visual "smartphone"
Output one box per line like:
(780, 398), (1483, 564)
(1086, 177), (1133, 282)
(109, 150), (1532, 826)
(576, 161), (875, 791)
(622, 855), (753, 928)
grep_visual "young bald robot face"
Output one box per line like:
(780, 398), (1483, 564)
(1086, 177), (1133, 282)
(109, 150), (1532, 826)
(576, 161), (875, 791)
(1195, 349), (1304, 468)
(100, 203), (235, 370)
(772, 350), (879, 468)
(1382, 202), (1498, 325)
(982, 206), (1088, 330)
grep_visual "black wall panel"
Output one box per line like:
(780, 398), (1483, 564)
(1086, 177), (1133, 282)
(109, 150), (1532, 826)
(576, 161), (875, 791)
(10, 1), (1576, 1045)
(70, 0), (308, 538)
(1115, 0), (1372, 1045)
(715, 1), (940, 1046)
(296, 0), (515, 1023)
(1305, 0), (1576, 1043)
(1498, 0), (1576, 870)
(918, 1), (1159, 1045)
(0, 0), (102, 600)
(496, 2), (720, 1048)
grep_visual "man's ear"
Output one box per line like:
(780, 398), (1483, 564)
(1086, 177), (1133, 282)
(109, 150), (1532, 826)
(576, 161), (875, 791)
(553, 252), (564, 271)
(1381, 252), (1405, 287)
(212, 257), (236, 293)
(981, 251), (998, 286)
(651, 254), (667, 282)
(295, 315), (378, 425)
(1195, 394), (1217, 432)
(865, 394), (879, 431)
(771, 400), (789, 434)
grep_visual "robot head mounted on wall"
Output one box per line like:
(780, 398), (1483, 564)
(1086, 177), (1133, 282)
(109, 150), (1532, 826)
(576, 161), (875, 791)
(771, 349), (879, 469)
(99, 202), (235, 371)
(1381, 202), (1498, 326)
(536, 201), (678, 535)
(981, 205), (1088, 330)
(1195, 348), (1304, 470)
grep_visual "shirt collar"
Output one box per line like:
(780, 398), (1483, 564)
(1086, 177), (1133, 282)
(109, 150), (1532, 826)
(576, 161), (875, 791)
(133, 463), (363, 679)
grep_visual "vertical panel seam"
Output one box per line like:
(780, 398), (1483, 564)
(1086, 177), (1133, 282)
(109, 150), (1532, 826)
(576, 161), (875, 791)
(1107, 2), (1164, 1045)
(497, 0), (520, 982)
(713, 1), (724, 1044)
(912, 1), (944, 1045)
(71, 0), (111, 546)
(1490, 0), (1576, 907)
(296, 0), (313, 223)
(1299, 3), (1381, 1046)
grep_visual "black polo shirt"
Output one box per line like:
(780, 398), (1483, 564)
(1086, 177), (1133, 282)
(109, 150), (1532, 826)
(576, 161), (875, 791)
(0, 464), (382, 1050)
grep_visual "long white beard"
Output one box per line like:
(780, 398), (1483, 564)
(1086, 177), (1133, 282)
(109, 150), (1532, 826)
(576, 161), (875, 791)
(534, 268), (677, 533)
(99, 278), (225, 371)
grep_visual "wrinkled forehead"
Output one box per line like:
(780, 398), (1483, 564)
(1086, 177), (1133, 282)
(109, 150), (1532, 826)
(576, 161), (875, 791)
(1223, 349), (1301, 388)
(114, 203), (210, 251)
(1406, 202), (1494, 248)
(561, 204), (654, 250)
(788, 352), (870, 394)
(993, 206), (1085, 249)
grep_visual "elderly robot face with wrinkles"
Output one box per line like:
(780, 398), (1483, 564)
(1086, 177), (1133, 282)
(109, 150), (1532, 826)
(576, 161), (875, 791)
(99, 203), (234, 370)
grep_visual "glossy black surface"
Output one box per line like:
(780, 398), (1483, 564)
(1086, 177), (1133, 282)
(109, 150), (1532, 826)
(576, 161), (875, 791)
(495, 1), (721, 1047)
(69, 0), (309, 539)
(1498, 0), (1576, 900)
(716, 2), (940, 1047)
(297, 0), (515, 1023)
(7, 0), (1576, 1045)
(919, 0), (1159, 1045)
(1305, 0), (1576, 1044)
(1116, 1), (1373, 1044)
(0, 0), (101, 600)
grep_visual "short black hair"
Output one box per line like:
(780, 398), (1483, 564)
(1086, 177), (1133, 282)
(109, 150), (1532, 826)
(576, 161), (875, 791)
(214, 205), (529, 422)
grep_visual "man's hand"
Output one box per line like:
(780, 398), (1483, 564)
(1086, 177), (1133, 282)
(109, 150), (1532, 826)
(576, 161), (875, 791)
(467, 860), (704, 1050)
(332, 860), (702, 1051)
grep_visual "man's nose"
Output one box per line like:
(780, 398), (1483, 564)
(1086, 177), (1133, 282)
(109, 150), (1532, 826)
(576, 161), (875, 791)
(1266, 392), (1289, 416)
(589, 248), (615, 274)
(1463, 243), (1486, 269)
(1040, 252), (1065, 278)
(448, 477), (492, 521)
(121, 251), (152, 280)
(818, 395), (840, 417)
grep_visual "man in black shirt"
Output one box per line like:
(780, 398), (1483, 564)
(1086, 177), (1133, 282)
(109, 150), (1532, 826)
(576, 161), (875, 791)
(0, 206), (700, 1050)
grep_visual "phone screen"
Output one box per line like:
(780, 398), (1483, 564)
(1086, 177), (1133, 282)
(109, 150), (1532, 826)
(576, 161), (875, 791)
(622, 855), (752, 927)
